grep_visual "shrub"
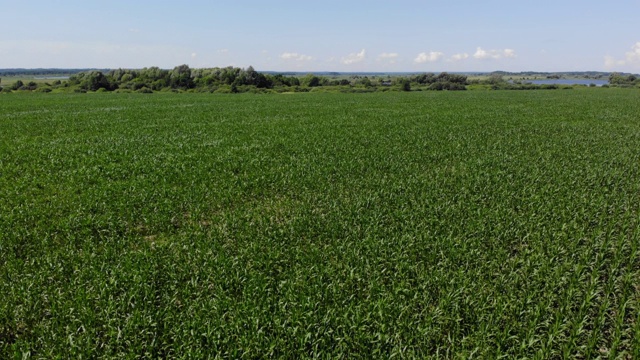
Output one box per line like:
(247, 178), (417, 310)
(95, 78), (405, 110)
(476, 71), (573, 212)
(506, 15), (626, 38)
(11, 80), (24, 90)
(428, 82), (466, 91)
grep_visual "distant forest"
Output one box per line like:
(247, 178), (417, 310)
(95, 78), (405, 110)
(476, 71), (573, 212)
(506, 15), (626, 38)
(0, 68), (110, 76)
(1, 66), (638, 93)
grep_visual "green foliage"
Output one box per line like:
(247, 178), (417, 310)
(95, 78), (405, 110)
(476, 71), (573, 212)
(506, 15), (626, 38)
(609, 72), (639, 85)
(356, 77), (372, 87)
(428, 81), (466, 91)
(11, 80), (24, 90)
(2, 90), (639, 357)
(400, 78), (411, 91)
(7, 67), (634, 95)
(301, 74), (321, 87)
(69, 71), (112, 91)
(411, 72), (436, 84)
(170, 64), (193, 89)
(410, 72), (467, 91)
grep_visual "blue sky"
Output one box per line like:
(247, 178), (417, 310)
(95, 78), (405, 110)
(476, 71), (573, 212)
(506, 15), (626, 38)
(1, 0), (639, 72)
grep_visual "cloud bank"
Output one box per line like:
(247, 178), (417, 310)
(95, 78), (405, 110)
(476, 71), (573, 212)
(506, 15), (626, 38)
(605, 42), (640, 69)
(414, 51), (444, 63)
(450, 53), (469, 61)
(378, 52), (399, 59)
(280, 52), (312, 61)
(377, 52), (399, 64)
(342, 49), (366, 65)
(473, 47), (516, 60)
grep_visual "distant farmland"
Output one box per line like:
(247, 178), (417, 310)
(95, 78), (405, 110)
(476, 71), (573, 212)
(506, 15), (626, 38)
(1, 89), (639, 358)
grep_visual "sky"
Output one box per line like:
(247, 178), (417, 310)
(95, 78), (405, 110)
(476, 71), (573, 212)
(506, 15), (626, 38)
(1, 0), (639, 73)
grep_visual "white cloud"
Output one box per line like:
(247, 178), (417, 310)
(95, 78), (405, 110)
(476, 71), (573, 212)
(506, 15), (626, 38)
(414, 51), (444, 63)
(503, 49), (516, 58)
(605, 56), (624, 68)
(280, 52), (312, 61)
(342, 49), (366, 64)
(450, 53), (469, 61)
(378, 52), (399, 64)
(473, 47), (493, 59)
(473, 47), (516, 60)
(626, 42), (640, 62)
(218, 49), (229, 54)
(191, 52), (197, 58)
(605, 42), (640, 69)
(378, 52), (398, 59)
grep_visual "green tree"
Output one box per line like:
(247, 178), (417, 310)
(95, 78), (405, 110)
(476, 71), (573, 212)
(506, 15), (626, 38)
(11, 80), (24, 90)
(412, 73), (436, 84)
(170, 64), (193, 89)
(79, 71), (111, 91)
(396, 78), (411, 91)
(358, 77), (372, 87)
(301, 74), (321, 87)
(487, 73), (505, 85)
(107, 68), (138, 83)
(437, 72), (467, 84)
(140, 67), (168, 82)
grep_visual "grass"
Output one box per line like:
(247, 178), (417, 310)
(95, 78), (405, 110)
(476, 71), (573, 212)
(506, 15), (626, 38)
(0, 75), (67, 85)
(1, 89), (639, 358)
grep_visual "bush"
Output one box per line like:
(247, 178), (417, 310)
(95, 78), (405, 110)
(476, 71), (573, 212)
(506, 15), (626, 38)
(428, 82), (466, 91)
(214, 86), (233, 94)
(301, 74), (321, 87)
(11, 80), (24, 91)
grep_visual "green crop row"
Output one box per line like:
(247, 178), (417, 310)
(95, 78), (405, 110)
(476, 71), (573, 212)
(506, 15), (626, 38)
(1, 89), (639, 358)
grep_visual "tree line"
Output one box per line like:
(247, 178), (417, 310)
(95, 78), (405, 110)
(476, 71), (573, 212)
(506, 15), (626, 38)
(5, 65), (631, 94)
(0, 65), (471, 93)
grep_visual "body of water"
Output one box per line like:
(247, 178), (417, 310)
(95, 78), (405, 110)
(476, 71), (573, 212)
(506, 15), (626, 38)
(34, 76), (70, 80)
(524, 79), (609, 86)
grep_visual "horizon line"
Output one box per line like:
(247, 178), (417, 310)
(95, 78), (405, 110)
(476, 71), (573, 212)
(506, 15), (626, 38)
(0, 67), (632, 75)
